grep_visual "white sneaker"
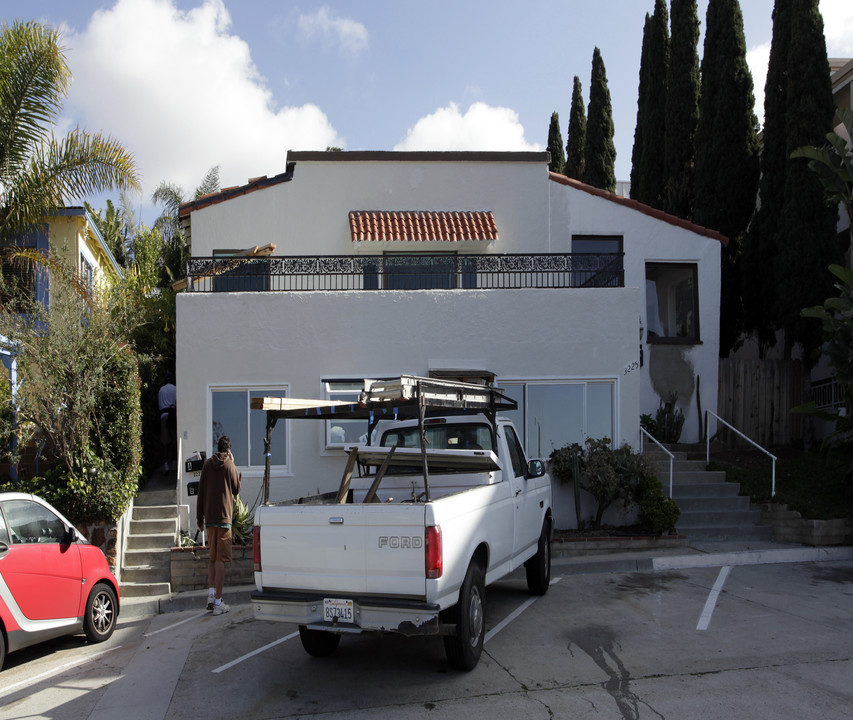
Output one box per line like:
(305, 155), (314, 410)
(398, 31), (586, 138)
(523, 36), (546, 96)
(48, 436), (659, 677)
(213, 601), (229, 615)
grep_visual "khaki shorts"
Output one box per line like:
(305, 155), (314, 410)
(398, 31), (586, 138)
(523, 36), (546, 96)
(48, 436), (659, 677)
(206, 526), (233, 562)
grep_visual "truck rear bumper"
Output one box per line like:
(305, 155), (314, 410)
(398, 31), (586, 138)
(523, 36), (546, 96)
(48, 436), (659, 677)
(251, 589), (441, 636)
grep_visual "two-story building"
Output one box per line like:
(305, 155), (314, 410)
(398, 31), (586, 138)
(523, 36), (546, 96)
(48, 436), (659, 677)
(176, 151), (724, 527)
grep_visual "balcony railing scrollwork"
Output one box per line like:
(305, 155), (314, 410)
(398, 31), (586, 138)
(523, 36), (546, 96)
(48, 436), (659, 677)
(184, 253), (624, 292)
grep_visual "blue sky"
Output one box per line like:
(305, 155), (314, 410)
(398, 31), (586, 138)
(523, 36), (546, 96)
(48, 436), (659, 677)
(3, 0), (852, 220)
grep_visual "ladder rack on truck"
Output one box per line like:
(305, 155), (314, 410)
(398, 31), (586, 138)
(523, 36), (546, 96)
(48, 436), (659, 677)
(250, 375), (517, 504)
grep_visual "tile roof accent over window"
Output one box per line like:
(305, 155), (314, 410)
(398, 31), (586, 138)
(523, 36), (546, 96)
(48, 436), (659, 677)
(349, 211), (498, 242)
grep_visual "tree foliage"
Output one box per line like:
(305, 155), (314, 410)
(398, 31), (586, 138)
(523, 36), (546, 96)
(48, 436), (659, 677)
(693, 0), (759, 357)
(631, 0), (669, 209)
(547, 112), (565, 174)
(663, 0), (700, 219)
(0, 21), (139, 246)
(0, 250), (142, 522)
(565, 76), (586, 180)
(583, 48), (616, 192)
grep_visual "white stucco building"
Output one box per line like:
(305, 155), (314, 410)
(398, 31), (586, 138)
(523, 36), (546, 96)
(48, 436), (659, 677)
(175, 151), (724, 526)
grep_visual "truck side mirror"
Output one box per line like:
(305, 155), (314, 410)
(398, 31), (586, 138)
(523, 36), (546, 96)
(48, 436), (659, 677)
(526, 459), (546, 479)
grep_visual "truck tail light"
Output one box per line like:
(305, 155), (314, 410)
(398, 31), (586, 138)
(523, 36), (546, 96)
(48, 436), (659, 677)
(425, 525), (442, 579)
(253, 526), (262, 572)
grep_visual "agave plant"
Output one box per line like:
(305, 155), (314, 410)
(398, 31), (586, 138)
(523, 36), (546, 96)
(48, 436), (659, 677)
(231, 495), (253, 545)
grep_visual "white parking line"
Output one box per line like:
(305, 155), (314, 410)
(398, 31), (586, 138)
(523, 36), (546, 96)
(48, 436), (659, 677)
(697, 565), (732, 631)
(484, 576), (562, 644)
(212, 631), (299, 673)
(145, 611), (208, 637)
(0, 644), (123, 698)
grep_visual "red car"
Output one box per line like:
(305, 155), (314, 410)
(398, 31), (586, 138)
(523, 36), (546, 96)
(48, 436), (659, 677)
(0, 492), (120, 671)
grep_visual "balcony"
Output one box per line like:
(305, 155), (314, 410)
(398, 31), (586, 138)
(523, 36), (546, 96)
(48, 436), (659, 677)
(184, 253), (624, 293)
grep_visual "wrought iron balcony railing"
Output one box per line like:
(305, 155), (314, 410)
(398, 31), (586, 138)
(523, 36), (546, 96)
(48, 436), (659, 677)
(184, 253), (624, 293)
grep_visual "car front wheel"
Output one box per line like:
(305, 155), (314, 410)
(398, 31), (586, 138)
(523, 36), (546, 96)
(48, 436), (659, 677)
(84, 583), (118, 643)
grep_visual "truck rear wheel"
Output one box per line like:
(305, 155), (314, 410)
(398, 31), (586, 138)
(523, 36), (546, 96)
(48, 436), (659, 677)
(443, 559), (485, 671)
(525, 520), (551, 596)
(298, 626), (341, 658)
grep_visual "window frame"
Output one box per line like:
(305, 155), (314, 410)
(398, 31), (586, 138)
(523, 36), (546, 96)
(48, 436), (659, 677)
(209, 384), (289, 474)
(645, 262), (700, 345)
(322, 379), (372, 449)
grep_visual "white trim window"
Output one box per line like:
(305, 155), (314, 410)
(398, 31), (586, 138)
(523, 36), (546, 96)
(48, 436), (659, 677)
(210, 386), (288, 470)
(323, 380), (371, 448)
(500, 380), (616, 458)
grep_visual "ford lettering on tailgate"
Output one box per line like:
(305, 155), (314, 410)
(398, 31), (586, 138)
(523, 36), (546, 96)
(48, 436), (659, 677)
(378, 535), (423, 549)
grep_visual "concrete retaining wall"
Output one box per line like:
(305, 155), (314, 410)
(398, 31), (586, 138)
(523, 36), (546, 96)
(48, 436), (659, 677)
(170, 545), (254, 592)
(759, 503), (853, 546)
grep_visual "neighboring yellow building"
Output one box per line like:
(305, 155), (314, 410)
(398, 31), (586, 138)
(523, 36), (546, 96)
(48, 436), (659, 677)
(48, 207), (123, 292)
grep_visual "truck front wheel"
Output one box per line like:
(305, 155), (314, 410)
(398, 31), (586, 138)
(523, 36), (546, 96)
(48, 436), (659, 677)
(443, 559), (485, 671)
(525, 520), (551, 596)
(298, 626), (341, 658)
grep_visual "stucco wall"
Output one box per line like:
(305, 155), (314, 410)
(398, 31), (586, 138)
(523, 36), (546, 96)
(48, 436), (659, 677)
(176, 286), (640, 516)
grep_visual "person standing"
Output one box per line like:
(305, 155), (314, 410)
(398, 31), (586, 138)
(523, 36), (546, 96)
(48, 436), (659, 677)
(158, 371), (177, 474)
(197, 435), (241, 614)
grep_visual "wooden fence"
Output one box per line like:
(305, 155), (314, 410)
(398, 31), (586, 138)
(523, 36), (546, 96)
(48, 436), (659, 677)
(715, 358), (805, 447)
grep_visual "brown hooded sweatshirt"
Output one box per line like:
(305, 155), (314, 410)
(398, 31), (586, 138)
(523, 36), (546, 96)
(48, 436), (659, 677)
(197, 451), (241, 527)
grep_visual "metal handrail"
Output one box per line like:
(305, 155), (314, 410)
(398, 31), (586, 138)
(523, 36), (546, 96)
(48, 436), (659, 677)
(705, 410), (777, 498)
(640, 427), (674, 498)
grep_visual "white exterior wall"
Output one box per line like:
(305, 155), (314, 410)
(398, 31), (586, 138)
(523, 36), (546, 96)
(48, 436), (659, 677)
(549, 182), (722, 443)
(188, 158), (551, 257)
(176, 287), (640, 514)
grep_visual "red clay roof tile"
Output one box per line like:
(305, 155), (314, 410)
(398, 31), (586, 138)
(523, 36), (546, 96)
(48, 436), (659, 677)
(349, 211), (498, 242)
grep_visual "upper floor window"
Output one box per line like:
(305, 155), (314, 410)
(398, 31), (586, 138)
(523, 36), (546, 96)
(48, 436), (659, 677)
(646, 262), (699, 343)
(212, 250), (269, 292)
(571, 235), (624, 287)
(80, 253), (94, 291)
(0, 255), (36, 311)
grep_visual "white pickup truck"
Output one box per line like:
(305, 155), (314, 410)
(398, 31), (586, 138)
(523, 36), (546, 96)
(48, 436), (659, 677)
(250, 376), (552, 670)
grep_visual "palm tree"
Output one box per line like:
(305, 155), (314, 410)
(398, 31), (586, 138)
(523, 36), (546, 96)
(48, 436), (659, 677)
(0, 20), (140, 246)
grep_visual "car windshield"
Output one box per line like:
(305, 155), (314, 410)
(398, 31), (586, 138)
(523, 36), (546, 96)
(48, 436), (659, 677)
(380, 422), (493, 452)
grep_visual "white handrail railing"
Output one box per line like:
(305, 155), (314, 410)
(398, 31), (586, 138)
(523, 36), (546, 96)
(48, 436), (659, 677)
(640, 427), (674, 497)
(705, 410), (777, 498)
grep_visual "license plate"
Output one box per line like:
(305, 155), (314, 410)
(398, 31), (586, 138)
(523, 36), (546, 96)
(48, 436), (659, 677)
(323, 598), (354, 623)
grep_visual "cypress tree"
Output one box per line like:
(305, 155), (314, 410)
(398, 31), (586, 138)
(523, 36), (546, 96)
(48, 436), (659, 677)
(565, 76), (586, 180)
(776, 0), (839, 358)
(694, 0), (759, 357)
(663, 0), (700, 219)
(630, 13), (653, 202)
(631, 0), (669, 208)
(741, 0), (791, 350)
(583, 47), (617, 192)
(547, 112), (566, 174)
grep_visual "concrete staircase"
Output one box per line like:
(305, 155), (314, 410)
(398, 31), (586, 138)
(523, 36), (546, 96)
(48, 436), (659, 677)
(644, 446), (772, 541)
(120, 486), (177, 600)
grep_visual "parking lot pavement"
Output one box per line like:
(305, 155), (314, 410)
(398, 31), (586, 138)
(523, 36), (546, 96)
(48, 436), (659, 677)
(2, 554), (852, 720)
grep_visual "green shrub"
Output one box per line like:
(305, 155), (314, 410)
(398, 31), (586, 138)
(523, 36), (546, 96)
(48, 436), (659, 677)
(231, 495), (253, 545)
(637, 476), (681, 533)
(640, 393), (685, 444)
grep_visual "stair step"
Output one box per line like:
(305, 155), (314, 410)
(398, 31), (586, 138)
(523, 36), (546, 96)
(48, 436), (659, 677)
(673, 495), (751, 512)
(121, 565), (171, 584)
(126, 532), (176, 550)
(672, 482), (742, 499)
(124, 548), (171, 566)
(676, 509), (763, 527)
(130, 518), (178, 535)
(133, 504), (179, 521)
(135, 489), (177, 507)
(120, 581), (171, 598)
(668, 470), (728, 484)
(681, 525), (774, 541)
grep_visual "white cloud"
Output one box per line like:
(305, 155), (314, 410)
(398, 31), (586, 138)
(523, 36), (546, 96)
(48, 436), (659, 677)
(747, 41), (771, 126)
(821, 0), (853, 56)
(63, 0), (343, 202)
(297, 6), (368, 55)
(394, 102), (543, 152)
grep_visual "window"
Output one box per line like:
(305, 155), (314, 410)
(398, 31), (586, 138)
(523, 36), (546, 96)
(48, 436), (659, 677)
(500, 380), (615, 457)
(80, 253), (94, 291)
(645, 263), (699, 343)
(324, 380), (370, 447)
(212, 250), (270, 292)
(211, 387), (287, 469)
(2, 499), (66, 544)
(571, 235), (624, 287)
(0, 255), (36, 311)
(503, 425), (527, 477)
(385, 253), (455, 289)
